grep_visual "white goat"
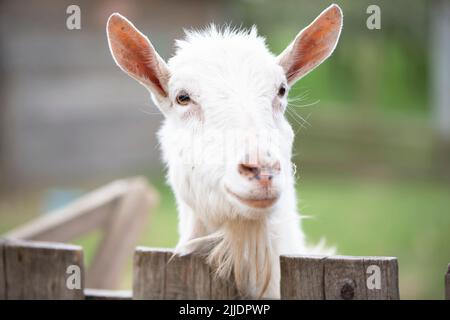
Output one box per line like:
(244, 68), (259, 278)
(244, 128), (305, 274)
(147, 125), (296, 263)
(107, 4), (343, 298)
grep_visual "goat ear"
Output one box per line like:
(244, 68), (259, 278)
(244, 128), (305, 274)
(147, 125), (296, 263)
(107, 13), (170, 99)
(277, 4), (343, 85)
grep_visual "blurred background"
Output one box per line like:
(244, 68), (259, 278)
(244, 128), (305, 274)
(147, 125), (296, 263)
(0, 0), (449, 299)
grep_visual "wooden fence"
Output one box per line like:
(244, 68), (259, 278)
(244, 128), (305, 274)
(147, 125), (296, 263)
(3, 177), (158, 289)
(446, 264), (450, 300)
(0, 177), (448, 299)
(1, 239), (449, 300)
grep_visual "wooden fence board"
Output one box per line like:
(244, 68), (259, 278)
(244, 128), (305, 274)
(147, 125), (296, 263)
(133, 247), (170, 299)
(280, 255), (326, 299)
(280, 255), (399, 300)
(446, 263), (450, 300)
(363, 257), (399, 300)
(3, 239), (84, 299)
(210, 273), (240, 300)
(0, 240), (5, 299)
(133, 247), (241, 300)
(164, 253), (210, 299)
(324, 256), (369, 299)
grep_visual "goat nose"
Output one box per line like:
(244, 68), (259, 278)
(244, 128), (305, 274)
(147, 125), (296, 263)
(238, 160), (281, 186)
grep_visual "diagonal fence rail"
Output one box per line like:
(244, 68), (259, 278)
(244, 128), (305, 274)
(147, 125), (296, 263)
(2, 176), (158, 290)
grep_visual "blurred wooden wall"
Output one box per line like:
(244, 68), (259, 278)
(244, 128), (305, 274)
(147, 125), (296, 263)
(0, 0), (231, 190)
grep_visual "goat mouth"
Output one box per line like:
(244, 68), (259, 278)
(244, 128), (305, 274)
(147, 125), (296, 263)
(225, 187), (278, 209)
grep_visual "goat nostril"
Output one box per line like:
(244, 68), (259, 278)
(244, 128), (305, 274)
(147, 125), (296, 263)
(238, 163), (261, 179)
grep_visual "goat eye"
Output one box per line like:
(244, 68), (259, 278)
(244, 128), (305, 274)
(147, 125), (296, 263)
(176, 91), (191, 106)
(278, 85), (286, 97)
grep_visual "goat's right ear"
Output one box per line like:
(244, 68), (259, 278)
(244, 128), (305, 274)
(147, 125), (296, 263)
(107, 13), (170, 100)
(277, 4), (343, 85)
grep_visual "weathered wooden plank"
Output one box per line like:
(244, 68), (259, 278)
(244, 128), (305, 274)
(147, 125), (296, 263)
(189, 254), (213, 299)
(363, 257), (399, 300)
(446, 263), (450, 300)
(0, 240), (5, 299)
(3, 239), (84, 299)
(84, 288), (132, 300)
(160, 253), (186, 299)
(279, 255), (400, 300)
(210, 272), (240, 300)
(280, 255), (326, 300)
(133, 247), (241, 299)
(133, 247), (169, 299)
(164, 253), (211, 299)
(324, 256), (368, 300)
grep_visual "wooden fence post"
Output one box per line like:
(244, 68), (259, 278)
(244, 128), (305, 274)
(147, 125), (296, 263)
(0, 241), (5, 299)
(280, 255), (399, 300)
(446, 263), (450, 300)
(133, 247), (240, 299)
(280, 255), (326, 299)
(0, 239), (84, 299)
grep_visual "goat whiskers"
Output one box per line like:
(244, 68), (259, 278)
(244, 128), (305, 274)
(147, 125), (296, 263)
(139, 108), (161, 116)
(286, 107), (312, 130)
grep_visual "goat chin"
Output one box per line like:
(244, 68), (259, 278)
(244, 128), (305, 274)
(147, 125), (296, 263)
(174, 206), (336, 299)
(176, 216), (278, 298)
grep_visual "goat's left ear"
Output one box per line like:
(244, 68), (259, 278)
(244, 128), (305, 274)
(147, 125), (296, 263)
(107, 13), (170, 100)
(277, 4), (343, 85)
